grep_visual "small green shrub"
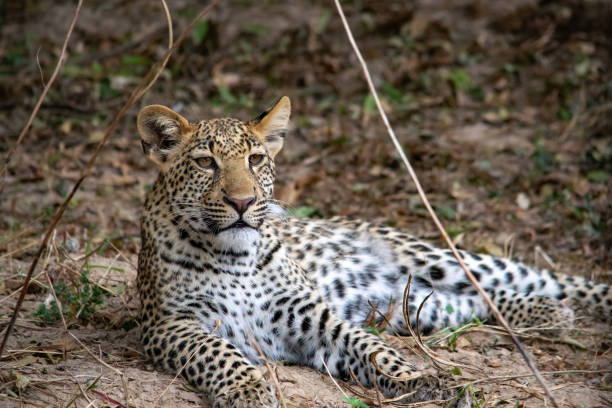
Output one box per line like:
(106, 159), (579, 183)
(34, 270), (105, 323)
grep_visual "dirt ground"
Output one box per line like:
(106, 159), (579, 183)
(1, 0), (611, 407)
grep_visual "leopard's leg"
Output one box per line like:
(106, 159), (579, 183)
(372, 237), (610, 329)
(555, 274), (611, 322)
(388, 276), (578, 334)
(396, 281), (576, 334)
(142, 318), (277, 408)
(488, 289), (575, 329)
(273, 287), (447, 401)
(355, 223), (610, 322)
(406, 252), (610, 327)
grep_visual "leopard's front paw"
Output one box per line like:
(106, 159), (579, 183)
(213, 377), (278, 408)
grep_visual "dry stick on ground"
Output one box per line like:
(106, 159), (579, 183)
(0, 0), (220, 359)
(346, 367), (383, 406)
(331, 2), (561, 407)
(0, 0), (171, 361)
(43, 232), (68, 332)
(252, 339), (288, 408)
(0, 0), (83, 187)
(68, 332), (129, 407)
(398, 279), (475, 372)
(318, 353), (352, 402)
(457, 369), (612, 388)
(0, 240), (41, 260)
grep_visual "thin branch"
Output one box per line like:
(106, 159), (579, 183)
(77, 381), (99, 408)
(67, 332), (129, 404)
(0, 0), (220, 359)
(318, 352), (350, 400)
(346, 367), (382, 406)
(399, 277), (468, 371)
(252, 338), (288, 408)
(455, 369), (612, 388)
(0, 0), (84, 185)
(44, 231), (68, 332)
(136, 0), (173, 100)
(332, 2), (560, 407)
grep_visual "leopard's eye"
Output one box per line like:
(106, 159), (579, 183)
(194, 157), (216, 169)
(248, 154), (265, 166)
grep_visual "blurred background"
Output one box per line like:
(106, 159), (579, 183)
(2, 0), (611, 269)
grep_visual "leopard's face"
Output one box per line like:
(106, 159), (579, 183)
(138, 98), (290, 241)
(165, 118), (276, 234)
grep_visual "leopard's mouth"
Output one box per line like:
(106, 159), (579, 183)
(219, 219), (256, 232)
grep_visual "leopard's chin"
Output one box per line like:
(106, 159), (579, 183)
(214, 227), (260, 251)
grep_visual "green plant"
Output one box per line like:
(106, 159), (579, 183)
(192, 20), (209, 45)
(449, 68), (471, 93)
(343, 396), (369, 408)
(363, 322), (386, 336)
(426, 314), (483, 349)
(290, 206), (317, 218)
(436, 203), (456, 221)
(444, 384), (484, 408)
(210, 84), (252, 113)
(532, 140), (556, 173)
(33, 270), (105, 323)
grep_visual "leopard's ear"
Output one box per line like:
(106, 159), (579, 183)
(137, 105), (192, 167)
(252, 96), (291, 158)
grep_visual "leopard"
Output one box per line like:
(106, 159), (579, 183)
(136, 96), (611, 407)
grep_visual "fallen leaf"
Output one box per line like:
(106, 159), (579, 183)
(516, 192), (530, 210)
(485, 359), (502, 368)
(571, 177), (590, 196)
(60, 120), (72, 134)
(10, 355), (42, 367)
(477, 240), (504, 257)
(46, 336), (77, 352)
(409, 12), (429, 38)
(275, 172), (322, 206)
(455, 336), (471, 349)
(11, 371), (30, 391)
(89, 130), (105, 143)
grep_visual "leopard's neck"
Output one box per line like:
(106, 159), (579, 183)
(206, 228), (261, 275)
(145, 205), (263, 279)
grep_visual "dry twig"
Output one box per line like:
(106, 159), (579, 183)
(68, 332), (130, 407)
(347, 367), (383, 406)
(332, 2), (560, 407)
(399, 278), (473, 371)
(252, 338), (288, 408)
(43, 232), (68, 332)
(318, 353), (351, 401)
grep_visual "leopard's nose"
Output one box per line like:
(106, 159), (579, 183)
(224, 196), (256, 215)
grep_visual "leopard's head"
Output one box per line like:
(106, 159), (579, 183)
(137, 97), (290, 244)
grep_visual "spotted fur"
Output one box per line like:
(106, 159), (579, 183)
(137, 97), (611, 407)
